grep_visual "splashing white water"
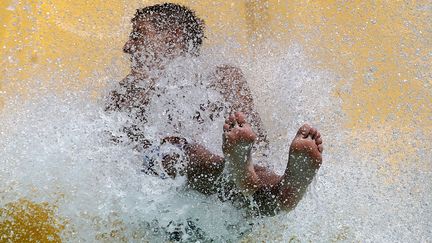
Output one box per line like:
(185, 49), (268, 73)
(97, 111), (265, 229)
(1, 44), (431, 242)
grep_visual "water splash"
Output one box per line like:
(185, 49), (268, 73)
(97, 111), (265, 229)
(1, 43), (431, 242)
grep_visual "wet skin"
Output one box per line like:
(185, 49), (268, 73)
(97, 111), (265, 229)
(188, 112), (323, 214)
(106, 18), (324, 215)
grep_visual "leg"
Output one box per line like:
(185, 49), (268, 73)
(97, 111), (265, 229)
(184, 143), (225, 194)
(220, 113), (324, 214)
(159, 136), (225, 194)
(222, 112), (261, 196)
(221, 112), (289, 215)
(277, 124), (323, 211)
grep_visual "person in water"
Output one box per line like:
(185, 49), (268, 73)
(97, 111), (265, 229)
(105, 3), (323, 215)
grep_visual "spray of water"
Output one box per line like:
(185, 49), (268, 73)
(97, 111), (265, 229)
(1, 42), (431, 242)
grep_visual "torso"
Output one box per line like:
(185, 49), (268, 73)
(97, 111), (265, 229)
(106, 64), (277, 214)
(106, 67), (232, 155)
(141, 70), (229, 154)
(106, 63), (269, 161)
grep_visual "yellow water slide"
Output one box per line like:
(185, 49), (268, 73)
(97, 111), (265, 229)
(1, 0), (431, 241)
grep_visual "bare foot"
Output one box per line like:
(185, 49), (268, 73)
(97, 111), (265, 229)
(289, 124), (323, 169)
(279, 124), (323, 210)
(222, 112), (259, 195)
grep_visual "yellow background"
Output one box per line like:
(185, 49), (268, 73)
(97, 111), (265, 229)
(1, 0), (431, 164)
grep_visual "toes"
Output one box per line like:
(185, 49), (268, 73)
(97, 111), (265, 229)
(224, 118), (230, 126)
(226, 112), (248, 128)
(234, 112), (247, 126)
(223, 123), (230, 132)
(297, 124), (320, 140)
(318, 144), (324, 153)
(310, 127), (318, 139)
(225, 114), (236, 128)
(313, 131), (322, 145)
(228, 114), (236, 124)
(297, 124), (311, 138)
(316, 136), (323, 145)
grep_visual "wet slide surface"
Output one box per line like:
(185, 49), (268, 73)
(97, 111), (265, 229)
(1, 1), (431, 242)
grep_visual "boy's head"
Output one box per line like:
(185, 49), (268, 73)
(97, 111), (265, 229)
(123, 3), (205, 71)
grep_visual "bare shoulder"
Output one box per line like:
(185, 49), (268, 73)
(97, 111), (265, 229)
(211, 65), (249, 93)
(215, 64), (244, 76)
(214, 65), (246, 84)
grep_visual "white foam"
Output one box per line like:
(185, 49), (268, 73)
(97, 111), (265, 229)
(0, 43), (430, 242)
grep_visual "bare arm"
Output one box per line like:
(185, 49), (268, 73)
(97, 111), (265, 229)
(212, 65), (269, 153)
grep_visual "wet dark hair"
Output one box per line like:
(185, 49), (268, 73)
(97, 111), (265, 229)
(132, 3), (205, 55)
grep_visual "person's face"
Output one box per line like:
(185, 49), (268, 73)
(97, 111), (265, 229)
(123, 19), (184, 72)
